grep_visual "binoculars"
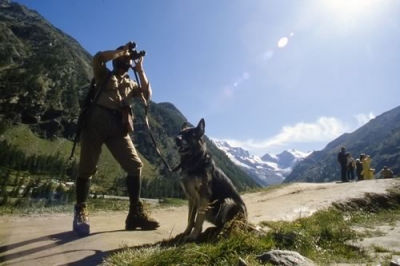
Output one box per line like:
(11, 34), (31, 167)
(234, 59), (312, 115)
(128, 41), (146, 60)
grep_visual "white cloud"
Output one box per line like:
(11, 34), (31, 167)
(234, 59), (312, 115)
(216, 113), (375, 155)
(353, 112), (375, 127)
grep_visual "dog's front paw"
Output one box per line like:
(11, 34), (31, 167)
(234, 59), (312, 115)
(184, 229), (201, 242)
(184, 233), (198, 242)
(183, 227), (192, 236)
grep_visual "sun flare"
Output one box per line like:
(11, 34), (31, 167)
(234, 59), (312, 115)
(326, 0), (376, 16)
(324, 0), (378, 27)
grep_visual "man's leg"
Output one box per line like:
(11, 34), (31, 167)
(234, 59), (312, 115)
(73, 123), (104, 236)
(106, 134), (160, 230)
(341, 166), (347, 182)
(126, 173), (141, 205)
(76, 178), (91, 204)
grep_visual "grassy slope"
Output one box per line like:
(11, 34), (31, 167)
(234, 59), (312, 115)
(1, 124), (158, 182)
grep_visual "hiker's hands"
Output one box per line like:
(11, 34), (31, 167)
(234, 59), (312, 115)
(133, 56), (144, 72)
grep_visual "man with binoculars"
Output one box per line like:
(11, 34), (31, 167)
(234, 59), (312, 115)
(73, 41), (159, 236)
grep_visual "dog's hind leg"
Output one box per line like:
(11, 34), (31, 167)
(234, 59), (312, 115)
(221, 200), (247, 224)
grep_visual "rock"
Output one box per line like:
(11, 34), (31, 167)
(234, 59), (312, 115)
(390, 258), (400, 266)
(256, 250), (316, 266)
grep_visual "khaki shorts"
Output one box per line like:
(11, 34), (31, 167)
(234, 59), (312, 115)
(78, 106), (143, 178)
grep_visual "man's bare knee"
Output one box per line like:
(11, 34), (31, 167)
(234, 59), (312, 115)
(127, 166), (141, 177)
(124, 159), (143, 176)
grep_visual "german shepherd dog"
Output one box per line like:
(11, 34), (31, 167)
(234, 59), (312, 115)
(175, 118), (247, 241)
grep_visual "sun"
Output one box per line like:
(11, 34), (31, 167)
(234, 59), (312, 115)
(323, 0), (378, 27)
(326, 0), (376, 15)
(323, 0), (379, 19)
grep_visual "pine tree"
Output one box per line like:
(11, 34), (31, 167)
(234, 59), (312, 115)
(0, 191), (9, 206)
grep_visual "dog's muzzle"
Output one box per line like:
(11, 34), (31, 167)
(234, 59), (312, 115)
(176, 136), (190, 153)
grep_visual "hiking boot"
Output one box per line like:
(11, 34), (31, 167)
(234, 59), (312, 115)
(125, 201), (160, 230)
(73, 202), (90, 236)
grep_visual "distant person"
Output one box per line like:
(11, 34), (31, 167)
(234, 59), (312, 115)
(355, 158), (363, 181)
(361, 154), (373, 180)
(337, 147), (348, 182)
(346, 152), (356, 181)
(379, 166), (394, 179)
(73, 41), (159, 236)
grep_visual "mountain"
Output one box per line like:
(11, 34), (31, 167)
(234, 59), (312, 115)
(0, 0), (259, 197)
(285, 105), (400, 183)
(0, 0), (93, 139)
(274, 149), (312, 169)
(212, 140), (311, 186)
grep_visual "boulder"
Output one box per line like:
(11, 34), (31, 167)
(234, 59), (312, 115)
(256, 250), (316, 266)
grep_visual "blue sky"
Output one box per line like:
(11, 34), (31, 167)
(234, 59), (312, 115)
(12, 0), (400, 156)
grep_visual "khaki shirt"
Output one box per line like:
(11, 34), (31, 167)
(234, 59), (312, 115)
(92, 52), (142, 110)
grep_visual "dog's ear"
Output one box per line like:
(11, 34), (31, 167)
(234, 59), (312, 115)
(196, 118), (205, 136)
(181, 122), (188, 131)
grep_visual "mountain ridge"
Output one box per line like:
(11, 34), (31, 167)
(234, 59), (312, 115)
(212, 140), (311, 186)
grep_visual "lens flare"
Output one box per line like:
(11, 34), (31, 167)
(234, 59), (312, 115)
(263, 50), (274, 60)
(277, 37), (288, 48)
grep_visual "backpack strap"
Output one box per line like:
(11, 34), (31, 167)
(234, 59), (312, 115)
(91, 71), (113, 107)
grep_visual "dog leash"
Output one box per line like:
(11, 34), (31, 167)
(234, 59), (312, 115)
(133, 67), (181, 173)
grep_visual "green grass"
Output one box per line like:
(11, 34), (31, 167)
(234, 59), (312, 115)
(350, 208), (400, 227)
(260, 208), (365, 264)
(103, 190), (400, 266)
(372, 245), (391, 253)
(3, 124), (73, 156)
(0, 201), (73, 216)
(158, 198), (187, 208)
(104, 223), (274, 266)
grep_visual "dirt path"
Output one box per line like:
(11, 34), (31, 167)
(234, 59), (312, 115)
(1, 179), (399, 266)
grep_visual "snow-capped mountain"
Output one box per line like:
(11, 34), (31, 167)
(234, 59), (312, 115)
(273, 149), (312, 169)
(212, 140), (312, 186)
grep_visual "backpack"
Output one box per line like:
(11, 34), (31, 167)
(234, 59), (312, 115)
(81, 78), (97, 110)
